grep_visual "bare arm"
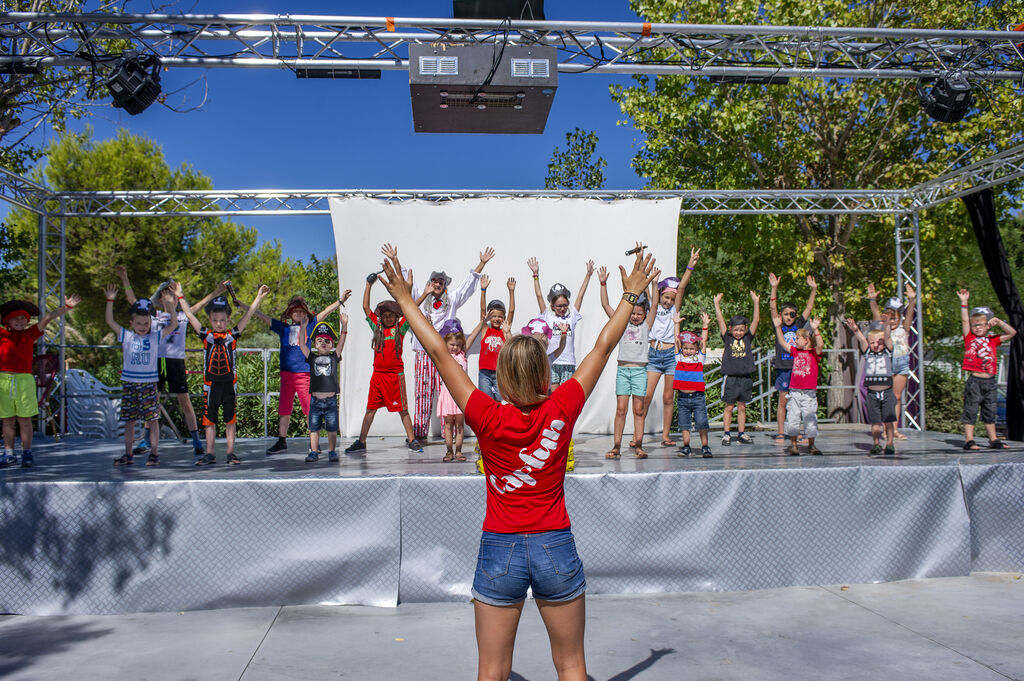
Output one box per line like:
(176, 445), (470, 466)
(466, 319), (485, 350)
(506, 277), (516, 327)
(749, 290), (761, 335)
(173, 282), (205, 334)
(673, 312), (682, 352)
(362, 279), (375, 318)
(479, 274), (490, 323)
(699, 311), (710, 351)
(316, 289), (352, 322)
(902, 283), (916, 332)
(474, 247), (495, 274)
(160, 291), (179, 337)
(103, 285), (121, 335)
(771, 313), (792, 353)
(843, 318), (868, 352)
(767, 272), (781, 320)
(297, 323), (311, 359)
(802, 275), (817, 321)
(646, 279), (658, 328)
(990, 317), (1017, 344)
(115, 265), (137, 305)
(572, 254), (658, 398)
(575, 260), (595, 311)
(597, 266), (615, 318)
(233, 296), (273, 325)
(713, 293), (727, 336)
(883, 319), (893, 352)
(191, 281), (227, 315)
(867, 283), (882, 321)
(676, 246), (700, 303)
(237, 285), (270, 333)
(37, 293), (81, 330)
(527, 257), (546, 313)
(810, 318), (824, 353)
(335, 314), (349, 357)
(957, 289), (971, 336)
(550, 324), (568, 362)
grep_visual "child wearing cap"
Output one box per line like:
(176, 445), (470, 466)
(103, 285), (179, 466)
(175, 282), (270, 465)
(345, 271), (420, 455)
(526, 256), (596, 391)
(1, 294), (80, 467)
(642, 247), (700, 448)
(767, 272), (817, 444)
(437, 318), (469, 461)
(296, 315), (348, 462)
(844, 319), (897, 455)
(673, 311), (712, 458)
(868, 282), (917, 439)
(772, 314), (824, 455)
(598, 254), (659, 459)
(713, 290), (762, 446)
(236, 288), (352, 455)
(957, 289), (1016, 450)
(466, 274), (516, 402)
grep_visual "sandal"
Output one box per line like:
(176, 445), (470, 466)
(455, 451), (467, 462)
(605, 448), (621, 459)
(634, 448), (648, 459)
(442, 450), (454, 462)
(772, 433), (786, 443)
(145, 453), (160, 466)
(893, 431), (908, 440)
(660, 439), (675, 447)
(113, 454), (134, 466)
(989, 440), (1009, 449)
(226, 453), (241, 465)
(962, 440), (980, 451)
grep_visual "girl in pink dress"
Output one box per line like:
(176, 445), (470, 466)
(437, 319), (468, 461)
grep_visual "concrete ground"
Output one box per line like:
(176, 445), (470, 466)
(1, 573), (1021, 681)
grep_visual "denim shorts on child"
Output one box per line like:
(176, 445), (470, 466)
(550, 363), (575, 386)
(774, 368), (792, 392)
(892, 354), (911, 376)
(471, 528), (586, 606)
(677, 391), (710, 431)
(646, 346), (675, 375)
(308, 394), (339, 432)
(478, 368), (501, 402)
(615, 365), (647, 396)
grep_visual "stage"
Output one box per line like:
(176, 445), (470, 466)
(1, 426), (1022, 616)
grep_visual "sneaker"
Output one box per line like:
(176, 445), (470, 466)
(809, 446), (823, 456)
(193, 446), (205, 459)
(20, 451), (33, 467)
(869, 444), (883, 455)
(266, 439), (288, 455)
(884, 445), (895, 456)
(132, 444), (150, 456)
(0, 452), (17, 466)
(196, 453), (216, 466)
(406, 438), (424, 453)
(226, 453), (241, 465)
(146, 453), (160, 467)
(701, 445), (713, 458)
(787, 444), (800, 456)
(677, 444), (692, 458)
(345, 439), (367, 454)
(328, 451), (339, 462)
(305, 450), (319, 462)
(736, 433), (754, 445)
(721, 434), (732, 446)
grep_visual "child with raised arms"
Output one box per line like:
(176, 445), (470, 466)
(844, 318), (897, 455)
(767, 272), (817, 444)
(713, 290), (761, 446)
(674, 311), (712, 458)
(296, 316), (348, 462)
(375, 242), (657, 681)
(466, 274), (516, 402)
(104, 285), (178, 466)
(436, 318), (469, 462)
(772, 314), (824, 455)
(526, 257), (595, 391)
(868, 282), (917, 439)
(957, 289), (1016, 450)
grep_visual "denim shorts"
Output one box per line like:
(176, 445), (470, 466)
(677, 391), (709, 431)
(550, 363), (575, 386)
(308, 394), (339, 432)
(471, 528), (586, 606)
(615, 365), (647, 396)
(478, 368), (501, 402)
(774, 369), (792, 392)
(892, 354), (910, 376)
(646, 346), (675, 375)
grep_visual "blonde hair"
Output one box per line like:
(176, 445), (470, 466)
(496, 335), (550, 407)
(866, 328), (886, 341)
(795, 328), (811, 340)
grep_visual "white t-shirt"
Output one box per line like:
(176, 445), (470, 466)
(542, 308), (583, 366)
(617, 322), (650, 364)
(650, 304), (676, 343)
(119, 327), (162, 383)
(409, 270), (482, 353)
(156, 310), (188, 360)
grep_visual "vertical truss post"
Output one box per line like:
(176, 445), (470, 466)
(895, 212), (926, 430)
(58, 207), (67, 436)
(36, 207), (68, 436)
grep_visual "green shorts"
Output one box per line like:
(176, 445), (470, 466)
(0, 372), (38, 419)
(615, 365), (647, 396)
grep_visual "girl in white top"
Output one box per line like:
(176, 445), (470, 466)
(868, 282), (917, 439)
(642, 247), (700, 448)
(526, 257), (596, 391)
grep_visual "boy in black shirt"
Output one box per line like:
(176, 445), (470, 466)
(714, 290), (761, 445)
(298, 316), (348, 462)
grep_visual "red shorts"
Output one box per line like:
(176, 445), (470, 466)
(279, 370), (311, 416)
(367, 371), (408, 412)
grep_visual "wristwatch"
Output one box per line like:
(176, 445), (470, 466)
(622, 292), (640, 305)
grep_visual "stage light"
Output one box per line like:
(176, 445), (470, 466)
(105, 51), (162, 115)
(453, 0), (544, 20)
(295, 67), (381, 79)
(917, 72), (973, 123)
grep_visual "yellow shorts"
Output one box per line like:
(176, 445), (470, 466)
(0, 372), (38, 419)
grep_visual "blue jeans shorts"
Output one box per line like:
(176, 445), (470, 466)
(892, 354), (910, 376)
(550, 363), (575, 386)
(308, 395), (339, 433)
(478, 368), (501, 402)
(646, 346), (675, 375)
(471, 528), (587, 606)
(677, 391), (710, 431)
(615, 365), (647, 396)
(774, 368), (792, 392)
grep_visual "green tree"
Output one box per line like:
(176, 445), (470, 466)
(545, 127), (607, 190)
(614, 0), (1024, 418)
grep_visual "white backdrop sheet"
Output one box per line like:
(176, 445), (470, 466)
(329, 197), (680, 436)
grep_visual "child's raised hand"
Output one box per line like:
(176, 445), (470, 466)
(172, 280), (184, 297)
(381, 243), (398, 259)
(479, 247), (495, 265)
(215, 281), (228, 295)
(806, 274), (817, 290)
(750, 290), (761, 303)
(556, 322), (569, 334)
(380, 247), (413, 303)
(501, 319), (512, 336)
(340, 289), (353, 306)
(64, 293), (81, 309)
(527, 257), (539, 275)
(597, 266), (609, 284)
(701, 311), (710, 326)
(843, 317), (858, 330)
(115, 264), (127, 278)
(867, 282), (877, 299)
(713, 292), (724, 305)
(585, 259), (595, 275)
(507, 277), (516, 291)
(480, 274), (491, 290)
(957, 288), (970, 304)
(340, 312), (349, 327)
(688, 246), (701, 268)
(671, 311), (683, 323)
(905, 282), (916, 299)
(257, 284), (270, 297)
(810, 318), (821, 330)
(768, 272), (779, 288)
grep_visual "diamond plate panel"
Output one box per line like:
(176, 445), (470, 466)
(960, 462), (1024, 572)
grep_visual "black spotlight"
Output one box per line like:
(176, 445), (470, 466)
(918, 72), (973, 123)
(105, 51), (162, 115)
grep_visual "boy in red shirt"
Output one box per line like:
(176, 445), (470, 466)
(958, 289), (1017, 450)
(772, 314), (824, 455)
(1, 295), (80, 467)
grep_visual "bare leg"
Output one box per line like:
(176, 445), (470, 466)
(892, 374), (907, 436)
(123, 420), (135, 457)
(176, 392), (198, 432)
(985, 423), (998, 442)
(640, 371), (661, 441)
(226, 423), (236, 454)
(883, 422), (894, 447)
(3, 417), (15, 451)
(723, 403), (734, 435)
(278, 414), (291, 438)
(358, 410), (377, 441)
(147, 420), (159, 457)
(660, 377), (675, 445)
(17, 416), (33, 450)
(611, 395), (628, 452)
(474, 599), (524, 681)
(205, 424), (216, 456)
(310, 430), (320, 452)
(327, 432), (337, 452)
(631, 395), (646, 456)
(699, 429), (709, 447)
(871, 423), (882, 445)
(454, 415), (465, 453)
(536, 595), (588, 681)
(400, 411), (416, 442)
(443, 415), (454, 454)
(737, 402), (747, 434)
(776, 391), (789, 436)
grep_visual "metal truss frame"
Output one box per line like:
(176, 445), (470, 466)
(2, 13), (1024, 81)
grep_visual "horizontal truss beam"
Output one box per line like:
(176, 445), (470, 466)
(2, 13), (1023, 81)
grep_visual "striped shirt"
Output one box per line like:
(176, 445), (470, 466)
(673, 350), (706, 392)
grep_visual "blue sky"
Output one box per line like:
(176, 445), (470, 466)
(9, 1), (653, 264)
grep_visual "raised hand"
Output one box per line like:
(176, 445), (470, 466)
(671, 311), (683, 324)
(810, 317), (821, 330)
(382, 243), (398, 259)
(479, 247), (495, 265)
(687, 246), (701, 268)
(64, 293), (82, 309)
(340, 289), (353, 305)
(618, 251), (657, 295)
(597, 266), (609, 284)
(905, 282), (916, 299)
(507, 277), (516, 291)
(768, 272), (779, 289)
(843, 317), (858, 331)
(527, 257), (539, 275)
(806, 275), (817, 290)
(750, 290), (761, 303)
(700, 311), (710, 326)
(172, 281), (185, 297)
(115, 264), (127, 278)
(380, 247), (413, 303)
(556, 322), (569, 334)
(713, 292), (724, 306)
(339, 312), (349, 327)
(585, 259), (595, 276)
(480, 274), (491, 290)
(104, 284), (118, 301)
(867, 282), (878, 299)
(957, 288), (970, 304)
(257, 284), (270, 297)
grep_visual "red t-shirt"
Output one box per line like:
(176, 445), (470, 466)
(0, 325), (44, 374)
(962, 333), (1001, 375)
(464, 379), (586, 534)
(366, 312), (410, 374)
(789, 347), (821, 390)
(479, 327), (505, 371)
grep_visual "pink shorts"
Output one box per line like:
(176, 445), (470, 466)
(279, 371), (311, 416)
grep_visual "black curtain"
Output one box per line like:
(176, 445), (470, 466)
(962, 188), (1024, 441)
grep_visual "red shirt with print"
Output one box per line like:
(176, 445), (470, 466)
(479, 327), (505, 371)
(0, 326), (44, 374)
(464, 379), (586, 534)
(962, 333), (1001, 375)
(788, 347), (821, 391)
